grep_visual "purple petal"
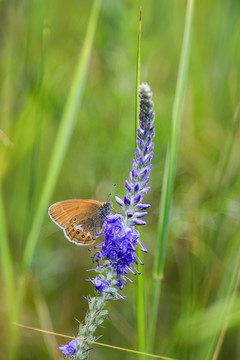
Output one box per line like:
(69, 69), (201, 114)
(69, 340), (78, 349)
(141, 186), (151, 195)
(132, 169), (138, 178)
(95, 335), (103, 340)
(133, 158), (137, 169)
(137, 137), (144, 149)
(129, 170), (133, 181)
(127, 211), (133, 217)
(115, 196), (124, 207)
(134, 194), (142, 203)
(82, 295), (91, 303)
(134, 183), (140, 192)
(139, 157), (144, 166)
(140, 164), (152, 176)
(135, 148), (141, 157)
(138, 239), (148, 253)
(124, 196), (131, 205)
(107, 214), (122, 223)
(133, 219), (146, 226)
(148, 142), (154, 151)
(125, 180), (131, 191)
(144, 151), (153, 163)
(135, 211), (148, 218)
(141, 176), (150, 186)
(138, 203), (151, 209)
(59, 345), (68, 353)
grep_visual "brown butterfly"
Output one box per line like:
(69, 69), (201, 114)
(48, 200), (112, 245)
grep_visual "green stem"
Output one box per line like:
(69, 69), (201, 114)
(148, 0), (194, 352)
(0, 180), (16, 322)
(135, 8), (146, 356)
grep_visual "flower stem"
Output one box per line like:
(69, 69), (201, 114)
(148, 0), (194, 352)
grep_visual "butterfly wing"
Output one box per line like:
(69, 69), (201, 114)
(48, 199), (111, 246)
(64, 215), (99, 245)
(48, 200), (103, 229)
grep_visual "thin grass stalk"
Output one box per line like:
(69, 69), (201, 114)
(214, 105), (240, 200)
(0, 180), (16, 321)
(23, 26), (49, 241)
(0, 178), (20, 358)
(34, 281), (59, 358)
(135, 9), (146, 356)
(148, 0), (194, 352)
(205, 249), (240, 360)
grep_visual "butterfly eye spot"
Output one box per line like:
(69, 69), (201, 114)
(71, 225), (74, 227)
(87, 236), (90, 239)
(76, 231), (80, 235)
(82, 235), (85, 238)
(73, 218), (77, 221)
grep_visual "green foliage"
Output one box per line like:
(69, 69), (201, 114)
(0, 0), (240, 359)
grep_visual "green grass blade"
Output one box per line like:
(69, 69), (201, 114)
(148, 0), (194, 352)
(21, 0), (102, 274)
(23, 27), (49, 241)
(135, 9), (146, 356)
(0, 180), (16, 315)
(135, 8), (141, 137)
(207, 250), (240, 360)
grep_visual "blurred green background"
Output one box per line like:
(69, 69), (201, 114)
(1, 0), (240, 359)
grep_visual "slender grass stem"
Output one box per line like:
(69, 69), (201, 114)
(0, 180), (16, 318)
(204, 249), (240, 360)
(135, 8), (146, 356)
(148, 0), (194, 352)
(23, 26), (49, 241)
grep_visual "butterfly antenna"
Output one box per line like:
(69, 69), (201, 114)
(107, 184), (116, 201)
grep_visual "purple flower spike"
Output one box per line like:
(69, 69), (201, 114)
(59, 339), (78, 357)
(115, 196), (124, 208)
(79, 83), (155, 358)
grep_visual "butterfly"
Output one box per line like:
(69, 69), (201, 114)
(48, 199), (112, 245)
